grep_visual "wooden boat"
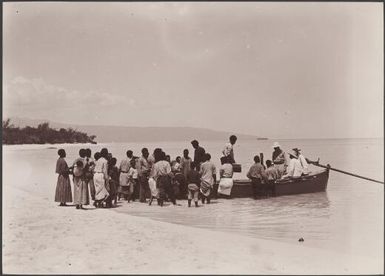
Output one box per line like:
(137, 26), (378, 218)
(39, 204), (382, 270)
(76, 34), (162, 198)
(222, 169), (329, 198)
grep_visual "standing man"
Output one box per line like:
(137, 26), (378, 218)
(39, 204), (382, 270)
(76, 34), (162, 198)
(138, 148), (151, 203)
(222, 135), (237, 164)
(247, 155), (267, 199)
(199, 153), (217, 204)
(191, 140), (206, 171)
(118, 150), (133, 200)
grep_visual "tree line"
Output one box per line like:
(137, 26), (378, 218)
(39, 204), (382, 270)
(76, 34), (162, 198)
(2, 119), (97, 145)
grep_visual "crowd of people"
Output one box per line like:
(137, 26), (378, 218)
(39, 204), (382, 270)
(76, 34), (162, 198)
(54, 135), (310, 208)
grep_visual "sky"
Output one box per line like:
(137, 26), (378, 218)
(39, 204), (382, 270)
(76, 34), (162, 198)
(3, 2), (383, 139)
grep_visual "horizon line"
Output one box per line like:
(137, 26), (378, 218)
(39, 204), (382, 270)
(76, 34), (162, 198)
(4, 116), (383, 141)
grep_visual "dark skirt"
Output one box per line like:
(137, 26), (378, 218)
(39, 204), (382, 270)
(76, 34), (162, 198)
(117, 185), (130, 195)
(107, 179), (118, 197)
(55, 175), (72, 203)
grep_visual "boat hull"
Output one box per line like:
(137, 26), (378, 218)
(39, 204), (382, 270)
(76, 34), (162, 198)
(226, 169), (329, 198)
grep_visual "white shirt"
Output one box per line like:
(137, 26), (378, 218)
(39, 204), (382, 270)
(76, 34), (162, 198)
(153, 160), (172, 181)
(94, 157), (108, 180)
(222, 142), (234, 158)
(283, 158), (303, 178)
(200, 161), (217, 186)
(298, 154), (309, 174)
(128, 167), (138, 179)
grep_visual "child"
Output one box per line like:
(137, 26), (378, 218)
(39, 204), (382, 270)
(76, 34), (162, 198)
(131, 157), (140, 201)
(187, 162), (200, 207)
(106, 158), (119, 207)
(180, 149), (192, 180)
(73, 160), (90, 209)
(172, 156), (186, 199)
(127, 158), (138, 203)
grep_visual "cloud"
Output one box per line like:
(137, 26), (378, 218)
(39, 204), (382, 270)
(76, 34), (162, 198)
(4, 76), (129, 112)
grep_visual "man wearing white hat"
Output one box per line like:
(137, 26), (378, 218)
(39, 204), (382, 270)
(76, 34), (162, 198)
(272, 142), (290, 177)
(292, 148), (309, 175)
(282, 149), (304, 179)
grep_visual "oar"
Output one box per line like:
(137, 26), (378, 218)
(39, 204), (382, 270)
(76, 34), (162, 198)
(307, 158), (384, 184)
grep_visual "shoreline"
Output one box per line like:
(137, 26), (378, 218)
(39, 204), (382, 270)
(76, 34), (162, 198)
(3, 184), (382, 274)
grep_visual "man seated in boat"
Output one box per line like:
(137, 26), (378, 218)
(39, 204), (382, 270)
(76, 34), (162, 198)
(292, 148), (309, 175)
(272, 142), (290, 177)
(281, 150), (304, 179)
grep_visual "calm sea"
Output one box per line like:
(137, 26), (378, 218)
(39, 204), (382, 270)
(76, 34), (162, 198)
(3, 138), (384, 258)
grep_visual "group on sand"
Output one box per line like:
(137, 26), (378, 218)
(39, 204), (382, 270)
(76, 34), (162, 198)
(54, 135), (310, 207)
(54, 141), (217, 209)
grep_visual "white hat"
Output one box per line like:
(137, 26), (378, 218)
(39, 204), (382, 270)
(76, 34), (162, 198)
(272, 142), (281, 148)
(289, 149), (299, 158)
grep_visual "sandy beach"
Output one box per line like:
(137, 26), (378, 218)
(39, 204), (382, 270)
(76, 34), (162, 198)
(3, 181), (382, 274)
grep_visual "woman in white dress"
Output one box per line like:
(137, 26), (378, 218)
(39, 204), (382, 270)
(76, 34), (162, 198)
(93, 149), (109, 208)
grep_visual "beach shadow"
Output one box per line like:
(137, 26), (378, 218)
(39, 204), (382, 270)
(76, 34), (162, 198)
(78, 207), (96, 211)
(205, 201), (219, 205)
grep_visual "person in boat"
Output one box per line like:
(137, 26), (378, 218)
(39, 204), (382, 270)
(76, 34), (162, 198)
(292, 148), (309, 175)
(153, 151), (176, 207)
(247, 155), (267, 199)
(180, 149), (192, 180)
(93, 149), (110, 208)
(265, 160), (279, 196)
(186, 162), (200, 207)
(272, 142), (290, 177)
(106, 157), (119, 207)
(199, 153), (217, 204)
(281, 150), (304, 179)
(84, 148), (96, 201)
(118, 150), (133, 201)
(222, 135), (237, 164)
(73, 159), (90, 209)
(55, 149), (72, 206)
(138, 148), (151, 203)
(191, 140), (206, 171)
(218, 156), (234, 198)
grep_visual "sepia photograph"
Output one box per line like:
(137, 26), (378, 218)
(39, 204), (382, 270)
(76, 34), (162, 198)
(2, 1), (384, 274)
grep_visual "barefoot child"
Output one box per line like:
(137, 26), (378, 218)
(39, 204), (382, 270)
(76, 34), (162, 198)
(186, 162), (200, 207)
(106, 157), (119, 207)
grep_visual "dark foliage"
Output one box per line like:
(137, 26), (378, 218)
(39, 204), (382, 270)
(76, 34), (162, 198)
(2, 119), (97, 145)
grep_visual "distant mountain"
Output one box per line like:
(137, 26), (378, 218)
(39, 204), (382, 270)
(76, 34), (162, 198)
(7, 117), (262, 143)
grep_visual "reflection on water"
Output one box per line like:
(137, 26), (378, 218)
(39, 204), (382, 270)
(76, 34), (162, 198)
(118, 192), (330, 245)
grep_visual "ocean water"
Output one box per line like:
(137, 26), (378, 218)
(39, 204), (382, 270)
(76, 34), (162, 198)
(3, 138), (384, 258)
